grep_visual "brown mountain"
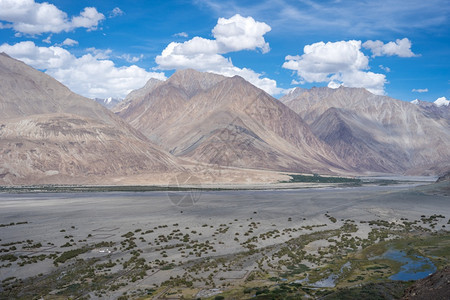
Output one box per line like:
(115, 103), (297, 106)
(411, 99), (450, 124)
(0, 53), (179, 185)
(281, 86), (450, 174)
(112, 78), (162, 114)
(118, 70), (349, 174)
(113, 69), (227, 132)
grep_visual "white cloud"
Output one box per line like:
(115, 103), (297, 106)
(212, 14), (271, 53)
(155, 14), (282, 95)
(61, 38), (78, 47)
(363, 38), (418, 57)
(71, 7), (104, 31)
(291, 79), (303, 85)
(0, 0), (104, 35)
(109, 7), (124, 18)
(434, 97), (449, 107)
(174, 32), (188, 38)
(119, 53), (144, 63)
(379, 65), (391, 72)
(412, 88), (428, 93)
(42, 34), (52, 44)
(283, 40), (386, 95)
(86, 47), (112, 59)
(0, 41), (166, 99)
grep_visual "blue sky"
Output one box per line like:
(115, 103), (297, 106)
(0, 0), (448, 103)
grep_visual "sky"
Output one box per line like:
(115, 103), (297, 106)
(0, 0), (448, 104)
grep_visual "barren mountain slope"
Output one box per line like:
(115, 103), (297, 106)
(310, 107), (409, 173)
(148, 75), (349, 173)
(112, 78), (162, 114)
(411, 99), (450, 124)
(281, 86), (450, 174)
(115, 69), (227, 137)
(0, 53), (180, 184)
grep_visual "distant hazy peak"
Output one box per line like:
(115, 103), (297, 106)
(412, 98), (450, 108)
(280, 87), (307, 103)
(94, 97), (122, 109)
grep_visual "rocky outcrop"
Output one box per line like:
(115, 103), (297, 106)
(401, 266), (450, 300)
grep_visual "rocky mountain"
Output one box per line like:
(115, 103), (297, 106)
(112, 78), (162, 114)
(117, 69), (349, 174)
(94, 97), (122, 109)
(0, 53), (179, 185)
(411, 99), (450, 123)
(114, 71), (227, 135)
(280, 87), (450, 174)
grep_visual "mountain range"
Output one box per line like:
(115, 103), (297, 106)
(114, 69), (348, 174)
(94, 97), (122, 109)
(280, 87), (450, 174)
(0, 53), (179, 185)
(0, 53), (449, 185)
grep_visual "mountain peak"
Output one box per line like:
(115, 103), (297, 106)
(166, 69), (226, 98)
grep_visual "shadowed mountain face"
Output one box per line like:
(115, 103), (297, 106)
(117, 70), (349, 174)
(281, 87), (450, 175)
(0, 53), (179, 184)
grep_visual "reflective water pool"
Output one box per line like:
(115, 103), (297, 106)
(384, 250), (436, 281)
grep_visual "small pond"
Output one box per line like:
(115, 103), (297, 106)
(383, 249), (436, 281)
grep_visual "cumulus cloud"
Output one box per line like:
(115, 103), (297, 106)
(412, 88), (428, 93)
(60, 38), (78, 47)
(156, 14), (282, 95)
(0, 41), (166, 99)
(212, 14), (271, 53)
(109, 7), (124, 18)
(86, 47), (112, 59)
(434, 96), (449, 107)
(283, 40), (386, 95)
(0, 0), (104, 35)
(363, 38), (418, 58)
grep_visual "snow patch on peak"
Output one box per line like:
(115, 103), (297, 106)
(411, 99), (419, 105)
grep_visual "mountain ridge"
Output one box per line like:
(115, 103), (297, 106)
(280, 86), (450, 175)
(119, 71), (351, 174)
(0, 53), (181, 185)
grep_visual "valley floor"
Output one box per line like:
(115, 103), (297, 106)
(0, 180), (448, 299)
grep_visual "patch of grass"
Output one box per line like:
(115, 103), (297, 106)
(54, 247), (89, 264)
(284, 174), (361, 184)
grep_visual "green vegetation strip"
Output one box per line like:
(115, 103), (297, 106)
(285, 174), (362, 183)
